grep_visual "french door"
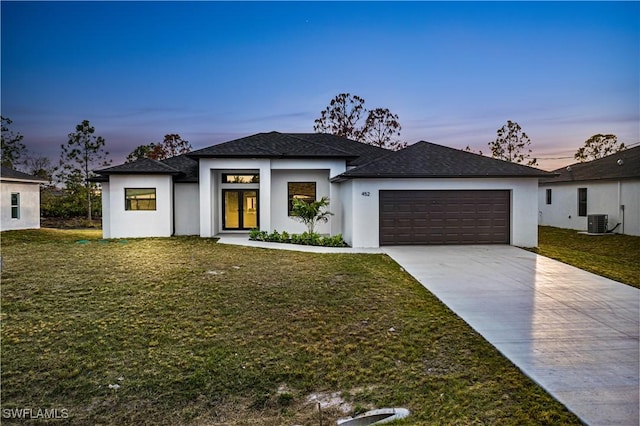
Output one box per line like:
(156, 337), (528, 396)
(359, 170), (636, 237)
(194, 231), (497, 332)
(222, 190), (259, 230)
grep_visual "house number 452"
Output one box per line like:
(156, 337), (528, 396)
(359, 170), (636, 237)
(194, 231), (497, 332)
(361, 191), (370, 196)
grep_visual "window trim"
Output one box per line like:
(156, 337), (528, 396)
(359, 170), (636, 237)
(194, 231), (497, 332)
(545, 188), (552, 205)
(125, 188), (157, 211)
(577, 188), (587, 217)
(221, 173), (260, 184)
(10, 192), (20, 219)
(287, 182), (316, 216)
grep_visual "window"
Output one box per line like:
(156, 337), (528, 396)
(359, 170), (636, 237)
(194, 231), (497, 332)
(222, 173), (259, 183)
(10, 193), (20, 219)
(546, 188), (552, 205)
(578, 188), (587, 217)
(288, 182), (316, 215)
(125, 188), (156, 211)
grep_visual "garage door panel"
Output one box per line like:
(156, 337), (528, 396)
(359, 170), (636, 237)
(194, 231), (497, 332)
(379, 190), (510, 245)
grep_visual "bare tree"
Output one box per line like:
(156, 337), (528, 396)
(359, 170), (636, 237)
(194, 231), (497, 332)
(314, 93), (405, 150)
(362, 108), (406, 150)
(488, 120), (537, 166)
(314, 93), (367, 141)
(24, 154), (55, 182)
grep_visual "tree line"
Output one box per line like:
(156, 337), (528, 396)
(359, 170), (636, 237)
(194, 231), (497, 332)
(318, 93), (626, 165)
(1, 117), (192, 222)
(0, 97), (627, 221)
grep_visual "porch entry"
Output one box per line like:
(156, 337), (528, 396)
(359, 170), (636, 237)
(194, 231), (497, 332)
(222, 190), (259, 230)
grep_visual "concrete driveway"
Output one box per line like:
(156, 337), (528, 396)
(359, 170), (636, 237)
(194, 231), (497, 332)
(382, 245), (639, 426)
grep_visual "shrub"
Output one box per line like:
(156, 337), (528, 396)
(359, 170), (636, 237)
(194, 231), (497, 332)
(249, 228), (268, 241)
(249, 229), (347, 247)
(322, 234), (348, 247)
(290, 232), (320, 246)
(266, 230), (281, 242)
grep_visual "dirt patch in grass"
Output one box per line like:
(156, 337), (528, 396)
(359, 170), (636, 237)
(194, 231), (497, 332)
(533, 226), (640, 288)
(1, 229), (581, 425)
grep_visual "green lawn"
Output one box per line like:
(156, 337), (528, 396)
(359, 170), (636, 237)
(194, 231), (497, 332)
(1, 229), (580, 425)
(534, 226), (640, 289)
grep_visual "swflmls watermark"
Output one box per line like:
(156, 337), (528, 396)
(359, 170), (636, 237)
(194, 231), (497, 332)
(2, 407), (69, 420)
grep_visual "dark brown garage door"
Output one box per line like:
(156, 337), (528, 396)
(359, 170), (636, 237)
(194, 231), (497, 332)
(379, 190), (510, 245)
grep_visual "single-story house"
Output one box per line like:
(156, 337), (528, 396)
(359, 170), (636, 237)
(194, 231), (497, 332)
(1, 166), (48, 231)
(538, 145), (640, 236)
(95, 132), (553, 248)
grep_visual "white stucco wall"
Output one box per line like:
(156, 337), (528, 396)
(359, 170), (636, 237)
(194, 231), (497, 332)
(101, 182), (111, 237)
(270, 169), (331, 234)
(621, 180), (640, 236)
(0, 181), (41, 231)
(198, 158), (346, 237)
(103, 175), (173, 238)
(341, 177), (540, 248)
(174, 183), (200, 235)
(539, 179), (640, 236)
(338, 180), (354, 244)
(199, 159), (272, 237)
(271, 159), (345, 236)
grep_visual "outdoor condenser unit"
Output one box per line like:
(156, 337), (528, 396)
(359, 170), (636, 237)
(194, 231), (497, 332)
(587, 214), (608, 234)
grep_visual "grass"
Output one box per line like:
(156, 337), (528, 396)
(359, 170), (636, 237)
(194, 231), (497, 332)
(533, 226), (640, 289)
(1, 229), (581, 425)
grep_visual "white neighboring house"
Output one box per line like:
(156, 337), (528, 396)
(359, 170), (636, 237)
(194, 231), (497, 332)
(95, 132), (553, 248)
(1, 166), (48, 231)
(538, 146), (640, 236)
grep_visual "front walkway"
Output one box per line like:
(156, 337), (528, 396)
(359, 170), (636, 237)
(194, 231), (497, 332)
(382, 245), (639, 426)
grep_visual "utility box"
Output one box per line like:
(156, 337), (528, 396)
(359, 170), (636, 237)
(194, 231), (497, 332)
(587, 214), (608, 234)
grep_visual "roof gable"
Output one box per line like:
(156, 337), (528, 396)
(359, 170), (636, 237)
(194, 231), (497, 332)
(335, 141), (553, 179)
(541, 146), (640, 184)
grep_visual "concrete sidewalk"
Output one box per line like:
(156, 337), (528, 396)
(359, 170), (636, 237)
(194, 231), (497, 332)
(382, 245), (639, 426)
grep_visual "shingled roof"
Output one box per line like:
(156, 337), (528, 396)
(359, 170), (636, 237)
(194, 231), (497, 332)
(96, 157), (182, 175)
(158, 154), (199, 183)
(333, 141), (553, 181)
(188, 131), (388, 165)
(286, 133), (389, 166)
(540, 145), (640, 184)
(0, 166), (48, 183)
(96, 133), (556, 183)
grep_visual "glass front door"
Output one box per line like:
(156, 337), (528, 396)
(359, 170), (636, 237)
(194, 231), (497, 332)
(223, 190), (258, 230)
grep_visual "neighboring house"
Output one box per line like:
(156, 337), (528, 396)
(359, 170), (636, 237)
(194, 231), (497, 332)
(95, 132), (552, 248)
(538, 146), (640, 236)
(0, 166), (48, 231)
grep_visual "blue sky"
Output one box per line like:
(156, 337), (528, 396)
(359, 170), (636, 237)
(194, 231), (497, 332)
(2, 1), (638, 171)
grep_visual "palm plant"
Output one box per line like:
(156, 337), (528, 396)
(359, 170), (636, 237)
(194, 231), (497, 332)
(290, 196), (333, 234)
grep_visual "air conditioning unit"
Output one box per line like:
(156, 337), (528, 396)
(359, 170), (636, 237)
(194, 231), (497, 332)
(587, 214), (608, 234)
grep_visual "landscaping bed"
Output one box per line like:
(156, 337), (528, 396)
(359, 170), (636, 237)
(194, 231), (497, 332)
(249, 228), (348, 247)
(1, 229), (581, 425)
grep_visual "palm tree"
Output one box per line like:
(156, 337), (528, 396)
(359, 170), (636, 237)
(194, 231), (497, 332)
(290, 196), (333, 234)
